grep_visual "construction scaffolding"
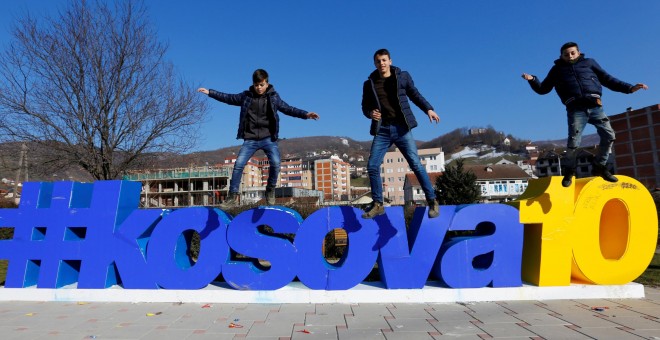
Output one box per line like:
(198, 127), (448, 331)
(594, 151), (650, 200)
(123, 166), (231, 208)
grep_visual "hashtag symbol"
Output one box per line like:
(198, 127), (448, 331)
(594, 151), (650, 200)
(0, 181), (145, 288)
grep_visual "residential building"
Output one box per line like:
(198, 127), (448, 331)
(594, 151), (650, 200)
(381, 147), (445, 205)
(314, 155), (350, 201)
(280, 157), (314, 189)
(610, 104), (660, 188)
(403, 172), (442, 206)
(123, 166), (231, 208)
(466, 164), (533, 203)
(535, 151), (563, 177)
(222, 156), (266, 190)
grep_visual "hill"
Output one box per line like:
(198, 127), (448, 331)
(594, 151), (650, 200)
(0, 129), (597, 182)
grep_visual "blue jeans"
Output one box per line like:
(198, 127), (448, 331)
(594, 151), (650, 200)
(367, 124), (436, 204)
(229, 138), (280, 193)
(565, 106), (615, 169)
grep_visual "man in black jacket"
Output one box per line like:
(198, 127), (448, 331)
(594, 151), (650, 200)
(522, 42), (648, 187)
(361, 49), (440, 219)
(198, 69), (319, 206)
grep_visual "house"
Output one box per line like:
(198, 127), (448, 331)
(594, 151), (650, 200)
(465, 164), (533, 203)
(403, 172), (443, 206)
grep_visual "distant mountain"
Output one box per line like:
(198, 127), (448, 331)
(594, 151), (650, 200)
(532, 133), (598, 148)
(0, 129), (598, 182)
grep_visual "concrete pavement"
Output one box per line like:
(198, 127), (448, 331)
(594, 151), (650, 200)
(0, 287), (659, 339)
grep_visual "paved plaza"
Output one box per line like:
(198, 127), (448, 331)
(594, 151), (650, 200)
(0, 286), (658, 339)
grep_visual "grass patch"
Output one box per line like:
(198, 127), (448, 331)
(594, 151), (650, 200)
(634, 252), (660, 287)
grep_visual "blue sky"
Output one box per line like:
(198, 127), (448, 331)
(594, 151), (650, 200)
(1, 1), (658, 152)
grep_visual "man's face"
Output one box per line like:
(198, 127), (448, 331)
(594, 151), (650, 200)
(253, 80), (269, 95)
(374, 54), (392, 75)
(561, 46), (580, 63)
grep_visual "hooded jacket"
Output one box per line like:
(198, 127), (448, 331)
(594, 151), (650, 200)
(362, 66), (434, 136)
(527, 54), (634, 108)
(209, 85), (309, 141)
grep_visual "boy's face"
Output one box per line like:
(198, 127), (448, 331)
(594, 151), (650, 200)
(561, 46), (580, 63)
(374, 54), (392, 75)
(253, 80), (269, 95)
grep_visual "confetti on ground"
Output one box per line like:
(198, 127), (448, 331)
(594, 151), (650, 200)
(201, 304), (212, 308)
(228, 322), (243, 328)
(146, 312), (163, 316)
(25, 313), (35, 316)
(296, 329), (312, 334)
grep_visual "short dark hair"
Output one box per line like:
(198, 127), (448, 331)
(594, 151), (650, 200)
(373, 48), (391, 60)
(252, 69), (269, 83)
(560, 42), (579, 54)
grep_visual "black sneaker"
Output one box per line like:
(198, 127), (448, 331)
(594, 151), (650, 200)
(561, 169), (575, 188)
(362, 202), (385, 219)
(266, 187), (276, 205)
(221, 192), (239, 208)
(427, 199), (440, 218)
(592, 164), (618, 183)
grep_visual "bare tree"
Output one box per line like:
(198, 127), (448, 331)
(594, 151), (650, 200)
(0, 0), (208, 180)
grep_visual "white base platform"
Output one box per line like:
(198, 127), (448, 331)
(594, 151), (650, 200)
(0, 282), (645, 303)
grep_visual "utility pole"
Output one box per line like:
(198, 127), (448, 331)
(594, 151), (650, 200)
(14, 143), (28, 198)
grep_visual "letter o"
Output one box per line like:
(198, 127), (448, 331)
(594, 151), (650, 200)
(571, 176), (658, 284)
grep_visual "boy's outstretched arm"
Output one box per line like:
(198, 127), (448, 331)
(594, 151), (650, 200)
(631, 83), (649, 93)
(427, 110), (440, 123)
(521, 70), (554, 95)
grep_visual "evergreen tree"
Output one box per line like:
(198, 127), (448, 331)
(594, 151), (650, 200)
(435, 159), (481, 204)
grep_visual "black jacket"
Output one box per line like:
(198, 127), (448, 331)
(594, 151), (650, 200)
(209, 85), (309, 141)
(362, 66), (434, 136)
(528, 54), (633, 107)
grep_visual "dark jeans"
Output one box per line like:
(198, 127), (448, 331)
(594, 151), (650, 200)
(229, 137), (280, 193)
(367, 124), (436, 203)
(565, 106), (615, 169)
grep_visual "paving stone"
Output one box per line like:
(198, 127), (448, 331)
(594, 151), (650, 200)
(316, 303), (354, 316)
(598, 315), (660, 330)
(205, 319), (255, 334)
(473, 321), (537, 338)
(387, 318), (436, 333)
(430, 335), (482, 339)
(538, 300), (592, 314)
(266, 310), (307, 324)
(291, 324), (337, 340)
(431, 321), (482, 335)
(426, 309), (476, 322)
(229, 305), (274, 321)
(509, 312), (571, 326)
(388, 305), (433, 319)
(552, 313), (621, 328)
(466, 311), (520, 324)
(248, 321), (296, 337)
(141, 328), (196, 340)
(351, 304), (393, 317)
(384, 331), (435, 340)
(169, 312), (227, 330)
(345, 315), (390, 330)
(277, 304), (316, 314)
(571, 325), (649, 339)
(625, 328), (660, 339)
(495, 301), (550, 314)
(305, 313), (347, 326)
(185, 330), (237, 340)
(337, 327), (386, 340)
(520, 325), (592, 339)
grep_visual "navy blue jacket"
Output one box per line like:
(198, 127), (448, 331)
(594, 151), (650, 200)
(362, 66), (434, 136)
(528, 54), (634, 107)
(209, 85), (309, 141)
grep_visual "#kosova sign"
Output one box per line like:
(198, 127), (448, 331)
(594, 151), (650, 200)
(0, 176), (657, 290)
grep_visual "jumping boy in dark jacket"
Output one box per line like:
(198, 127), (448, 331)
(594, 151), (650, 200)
(361, 49), (440, 219)
(522, 42), (648, 187)
(198, 69), (319, 206)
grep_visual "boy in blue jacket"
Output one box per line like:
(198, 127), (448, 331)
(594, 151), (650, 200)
(522, 42), (647, 187)
(198, 69), (319, 206)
